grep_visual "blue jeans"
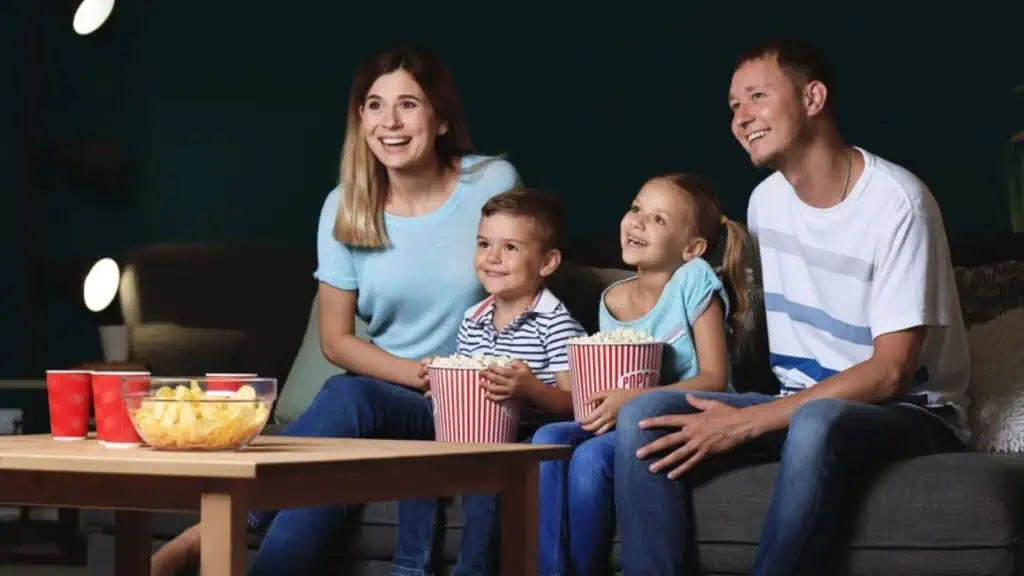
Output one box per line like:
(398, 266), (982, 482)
(247, 375), (440, 576)
(614, 390), (966, 576)
(533, 421), (617, 576)
(449, 425), (540, 576)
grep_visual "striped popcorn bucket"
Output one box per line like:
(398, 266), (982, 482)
(428, 367), (522, 443)
(568, 342), (664, 422)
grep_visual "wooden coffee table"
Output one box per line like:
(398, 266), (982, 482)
(0, 434), (570, 575)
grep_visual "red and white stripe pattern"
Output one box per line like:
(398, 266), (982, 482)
(429, 367), (521, 443)
(568, 343), (664, 422)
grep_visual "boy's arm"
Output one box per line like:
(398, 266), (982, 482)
(529, 311), (586, 417)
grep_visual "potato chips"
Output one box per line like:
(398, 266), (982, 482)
(128, 380), (271, 450)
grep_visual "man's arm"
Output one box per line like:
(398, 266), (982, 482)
(746, 199), (941, 436)
(743, 327), (926, 437)
(635, 200), (948, 477)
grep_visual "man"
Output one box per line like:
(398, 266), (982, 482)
(613, 37), (971, 575)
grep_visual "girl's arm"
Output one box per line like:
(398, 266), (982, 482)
(533, 372), (574, 417)
(582, 297), (730, 434)
(663, 296), (730, 392)
(318, 282), (424, 389)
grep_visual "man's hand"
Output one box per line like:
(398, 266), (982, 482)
(580, 389), (641, 435)
(636, 394), (757, 480)
(480, 360), (543, 402)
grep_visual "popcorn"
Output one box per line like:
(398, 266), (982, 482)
(429, 354), (514, 369)
(568, 328), (658, 345)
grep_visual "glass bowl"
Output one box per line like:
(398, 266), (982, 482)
(121, 376), (277, 451)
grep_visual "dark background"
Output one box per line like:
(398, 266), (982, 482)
(3, 2), (1022, 377)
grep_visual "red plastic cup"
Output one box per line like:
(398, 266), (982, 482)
(206, 373), (257, 394)
(428, 366), (521, 443)
(91, 371), (150, 447)
(568, 342), (664, 422)
(45, 370), (92, 441)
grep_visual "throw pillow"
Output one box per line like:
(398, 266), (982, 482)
(274, 296), (368, 424)
(966, 307), (1024, 453)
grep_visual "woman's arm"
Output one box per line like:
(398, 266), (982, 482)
(317, 283), (424, 389)
(662, 296), (729, 393)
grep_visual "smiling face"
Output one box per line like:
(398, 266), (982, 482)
(620, 178), (705, 269)
(728, 55), (809, 168)
(474, 213), (557, 300)
(360, 69), (448, 172)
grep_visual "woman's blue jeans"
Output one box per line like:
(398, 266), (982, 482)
(532, 421), (617, 576)
(246, 375), (441, 576)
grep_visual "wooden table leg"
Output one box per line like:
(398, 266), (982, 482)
(115, 510), (151, 576)
(499, 463), (539, 576)
(200, 488), (248, 576)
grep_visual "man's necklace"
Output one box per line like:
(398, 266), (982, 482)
(839, 147), (852, 202)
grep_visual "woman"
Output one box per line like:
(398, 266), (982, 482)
(151, 44), (519, 576)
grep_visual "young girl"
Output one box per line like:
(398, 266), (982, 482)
(531, 173), (752, 575)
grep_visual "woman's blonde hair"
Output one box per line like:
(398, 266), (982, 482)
(335, 45), (476, 248)
(660, 173), (754, 331)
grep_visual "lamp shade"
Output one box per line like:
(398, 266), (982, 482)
(83, 257), (120, 313)
(73, 0), (115, 36)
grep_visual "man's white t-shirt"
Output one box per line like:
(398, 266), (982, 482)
(746, 147), (971, 441)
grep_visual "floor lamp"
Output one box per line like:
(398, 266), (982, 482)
(83, 257), (128, 362)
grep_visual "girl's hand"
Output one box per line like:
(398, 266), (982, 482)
(580, 389), (641, 435)
(480, 360), (543, 402)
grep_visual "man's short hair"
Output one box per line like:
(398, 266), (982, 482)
(736, 37), (836, 120)
(481, 188), (566, 252)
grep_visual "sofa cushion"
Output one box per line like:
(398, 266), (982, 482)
(318, 453), (1024, 572)
(689, 453), (1024, 550)
(546, 262), (632, 334)
(966, 307), (1024, 453)
(274, 296), (345, 425)
(954, 261), (1024, 327)
(81, 445), (1023, 576)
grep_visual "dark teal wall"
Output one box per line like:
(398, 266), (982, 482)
(2, 2), (30, 376)
(5, 3), (1022, 376)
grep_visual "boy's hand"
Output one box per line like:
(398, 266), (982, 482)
(417, 357), (434, 396)
(480, 360), (542, 402)
(580, 389), (642, 435)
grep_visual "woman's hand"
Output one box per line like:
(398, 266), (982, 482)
(579, 389), (642, 435)
(479, 360), (544, 402)
(418, 357), (435, 397)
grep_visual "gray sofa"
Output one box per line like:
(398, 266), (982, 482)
(83, 236), (1024, 575)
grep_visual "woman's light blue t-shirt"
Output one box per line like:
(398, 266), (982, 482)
(598, 257), (730, 385)
(314, 155), (520, 361)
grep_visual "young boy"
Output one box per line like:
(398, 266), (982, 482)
(420, 187), (587, 576)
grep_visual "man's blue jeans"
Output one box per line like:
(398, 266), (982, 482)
(533, 421), (617, 576)
(246, 375), (442, 576)
(614, 390), (965, 576)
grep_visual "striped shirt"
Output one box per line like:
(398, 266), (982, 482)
(457, 288), (586, 428)
(747, 147), (971, 441)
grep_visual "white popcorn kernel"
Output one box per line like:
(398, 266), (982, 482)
(568, 328), (658, 345)
(429, 354), (514, 369)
